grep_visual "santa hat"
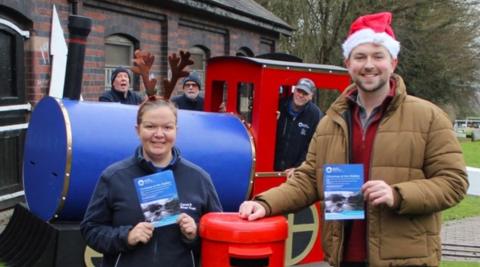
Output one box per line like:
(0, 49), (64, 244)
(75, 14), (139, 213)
(342, 12), (400, 59)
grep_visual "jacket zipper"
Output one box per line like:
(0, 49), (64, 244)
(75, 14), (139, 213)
(190, 250), (196, 267)
(114, 253), (122, 267)
(364, 112), (388, 265)
(337, 221), (345, 266)
(338, 111), (350, 265)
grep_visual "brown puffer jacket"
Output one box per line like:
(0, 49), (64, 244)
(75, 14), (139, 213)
(256, 74), (468, 267)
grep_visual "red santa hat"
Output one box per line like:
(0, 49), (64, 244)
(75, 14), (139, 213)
(342, 12), (400, 59)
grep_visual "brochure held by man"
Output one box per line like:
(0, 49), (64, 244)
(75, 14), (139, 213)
(323, 164), (365, 220)
(134, 170), (181, 227)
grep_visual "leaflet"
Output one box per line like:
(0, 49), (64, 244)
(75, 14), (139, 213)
(134, 170), (180, 227)
(323, 164), (365, 220)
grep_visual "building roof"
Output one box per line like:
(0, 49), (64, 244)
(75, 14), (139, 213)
(167, 0), (292, 35)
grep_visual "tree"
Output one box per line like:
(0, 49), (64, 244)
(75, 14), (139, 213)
(257, 0), (480, 117)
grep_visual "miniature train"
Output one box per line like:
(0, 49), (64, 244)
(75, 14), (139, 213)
(15, 55), (351, 266)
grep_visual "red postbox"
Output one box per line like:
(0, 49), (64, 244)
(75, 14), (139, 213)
(200, 212), (288, 267)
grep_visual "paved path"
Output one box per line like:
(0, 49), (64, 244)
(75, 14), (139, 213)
(442, 215), (480, 247)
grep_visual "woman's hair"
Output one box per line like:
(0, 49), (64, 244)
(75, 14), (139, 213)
(136, 95), (178, 125)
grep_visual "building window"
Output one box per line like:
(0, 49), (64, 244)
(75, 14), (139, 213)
(0, 18), (29, 198)
(189, 46), (209, 90)
(105, 35), (134, 90)
(236, 47), (254, 57)
(0, 30), (14, 98)
(0, 24), (26, 104)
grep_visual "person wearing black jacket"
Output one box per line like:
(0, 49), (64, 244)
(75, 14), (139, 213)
(274, 78), (324, 175)
(171, 72), (204, 111)
(99, 67), (144, 105)
(81, 98), (222, 267)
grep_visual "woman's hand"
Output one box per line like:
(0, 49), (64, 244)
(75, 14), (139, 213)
(127, 222), (154, 246)
(177, 213), (197, 240)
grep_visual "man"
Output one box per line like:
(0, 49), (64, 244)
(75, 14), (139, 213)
(99, 67), (144, 105)
(274, 78), (323, 175)
(239, 12), (468, 267)
(171, 72), (204, 111)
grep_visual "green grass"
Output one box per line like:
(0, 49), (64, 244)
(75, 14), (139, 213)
(460, 141), (480, 168)
(443, 195), (480, 221)
(441, 261), (480, 267)
(442, 141), (480, 222)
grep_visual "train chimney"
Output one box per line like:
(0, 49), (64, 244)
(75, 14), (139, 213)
(63, 15), (91, 100)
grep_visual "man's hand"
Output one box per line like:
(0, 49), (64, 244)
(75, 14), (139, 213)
(218, 101), (226, 112)
(284, 168), (295, 178)
(362, 180), (394, 207)
(177, 213), (197, 240)
(127, 222), (154, 246)
(238, 201), (266, 221)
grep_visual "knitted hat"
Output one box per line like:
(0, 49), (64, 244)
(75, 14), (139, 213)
(295, 78), (315, 95)
(342, 12), (400, 59)
(111, 67), (131, 87)
(183, 72), (202, 90)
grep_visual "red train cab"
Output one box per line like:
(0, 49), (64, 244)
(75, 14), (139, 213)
(204, 56), (351, 265)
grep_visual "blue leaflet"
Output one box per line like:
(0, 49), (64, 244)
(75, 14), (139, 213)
(323, 164), (365, 220)
(134, 170), (181, 227)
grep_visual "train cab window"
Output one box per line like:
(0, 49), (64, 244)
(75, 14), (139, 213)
(278, 85), (293, 99)
(277, 85), (293, 113)
(315, 89), (340, 111)
(237, 82), (254, 123)
(211, 80), (227, 112)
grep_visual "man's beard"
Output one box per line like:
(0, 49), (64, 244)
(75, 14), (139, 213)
(353, 77), (388, 93)
(186, 93), (198, 100)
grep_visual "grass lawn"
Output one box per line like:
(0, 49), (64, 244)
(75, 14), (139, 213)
(460, 141), (480, 168)
(441, 261), (480, 267)
(443, 195), (480, 221)
(442, 141), (480, 221)
(440, 141), (480, 266)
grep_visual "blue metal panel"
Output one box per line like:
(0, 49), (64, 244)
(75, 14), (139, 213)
(23, 97), (253, 221)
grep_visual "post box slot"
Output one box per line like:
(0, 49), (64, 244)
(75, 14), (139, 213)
(230, 257), (269, 267)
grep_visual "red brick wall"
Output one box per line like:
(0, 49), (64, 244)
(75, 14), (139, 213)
(24, 1), (71, 103)
(3, 0), (279, 104)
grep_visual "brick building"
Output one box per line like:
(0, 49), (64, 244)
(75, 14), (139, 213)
(0, 0), (291, 208)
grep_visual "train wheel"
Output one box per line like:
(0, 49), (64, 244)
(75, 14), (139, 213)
(284, 204), (320, 265)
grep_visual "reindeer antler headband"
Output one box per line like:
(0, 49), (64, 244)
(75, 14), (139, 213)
(130, 49), (194, 100)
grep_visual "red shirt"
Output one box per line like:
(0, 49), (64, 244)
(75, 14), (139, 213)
(343, 83), (395, 263)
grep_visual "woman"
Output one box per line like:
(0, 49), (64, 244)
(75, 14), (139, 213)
(81, 97), (222, 267)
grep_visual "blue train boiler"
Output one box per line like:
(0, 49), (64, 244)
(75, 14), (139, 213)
(23, 96), (254, 221)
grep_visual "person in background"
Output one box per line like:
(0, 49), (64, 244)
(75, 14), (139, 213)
(239, 12), (468, 267)
(81, 97), (222, 267)
(274, 78), (324, 176)
(99, 67), (144, 105)
(171, 72), (204, 111)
